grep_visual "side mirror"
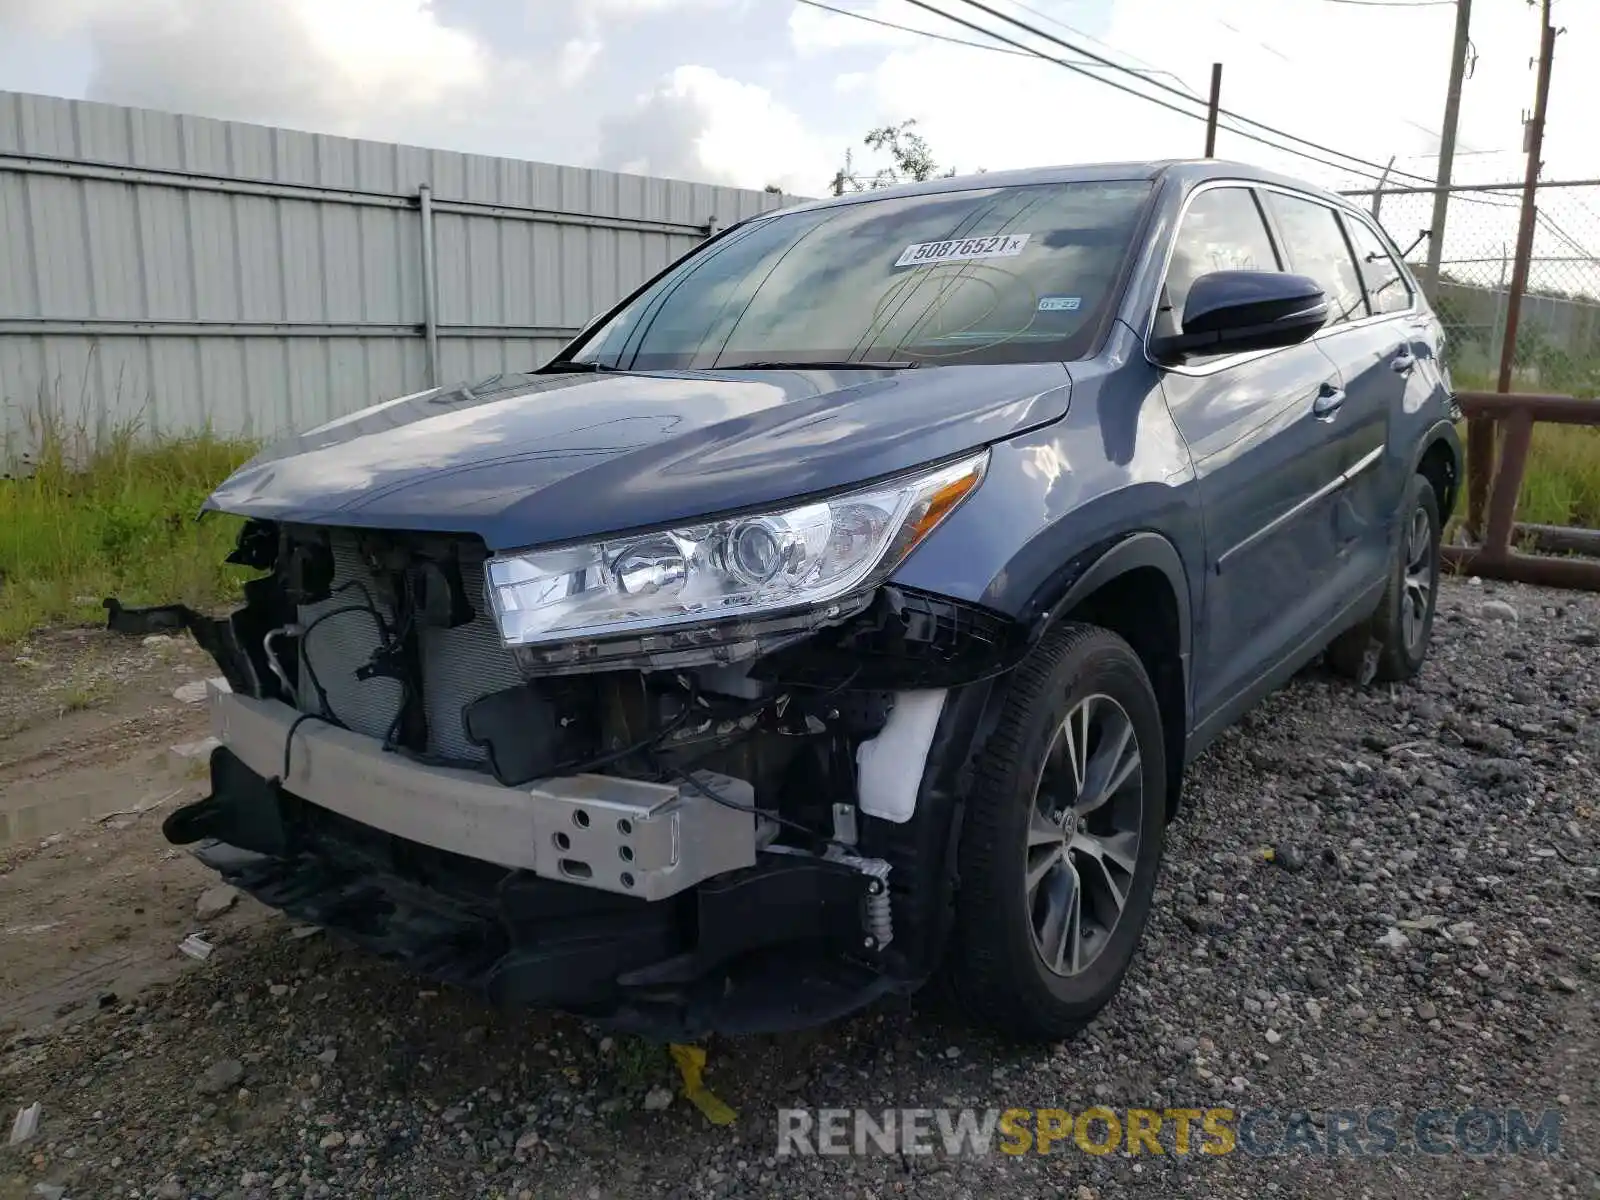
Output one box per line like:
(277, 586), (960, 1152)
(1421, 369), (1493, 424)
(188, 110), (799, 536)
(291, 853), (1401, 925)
(1150, 270), (1328, 362)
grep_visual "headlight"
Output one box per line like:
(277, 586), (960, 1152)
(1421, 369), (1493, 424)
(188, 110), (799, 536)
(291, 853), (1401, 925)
(484, 450), (988, 647)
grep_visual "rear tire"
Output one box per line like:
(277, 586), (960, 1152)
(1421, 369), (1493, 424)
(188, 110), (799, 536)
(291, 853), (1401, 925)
(948, 622), (1166, 1041)
(1327, 472), (1441, 684)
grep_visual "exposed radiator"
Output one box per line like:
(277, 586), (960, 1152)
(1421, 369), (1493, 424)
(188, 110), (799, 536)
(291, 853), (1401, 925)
(296, 533), (522, 764)
(419, 555), (525, 762)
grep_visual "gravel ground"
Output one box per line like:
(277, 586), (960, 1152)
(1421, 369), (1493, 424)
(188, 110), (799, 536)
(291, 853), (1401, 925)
(3, 576), (1599, 1200)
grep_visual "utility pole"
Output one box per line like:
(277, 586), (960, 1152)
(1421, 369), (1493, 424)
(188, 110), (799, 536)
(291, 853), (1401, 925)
(1467, 0), (1556, 537)
(1495, 1), (1557, 394)
(1422, 0), (1472, 297)
(1203, 63), (1223, 157)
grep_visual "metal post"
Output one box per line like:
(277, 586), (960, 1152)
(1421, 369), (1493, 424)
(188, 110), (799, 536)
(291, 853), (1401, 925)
(418, 183), (441, 389)
(1423, 0), (1472, 296)
(1203, 63), (1223, 158)
(1372, 156), (1396, 222)
(1489, 242), (1510, 369)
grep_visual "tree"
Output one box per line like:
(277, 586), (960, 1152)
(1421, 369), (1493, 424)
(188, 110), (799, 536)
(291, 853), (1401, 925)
(831, 119), (973, 196)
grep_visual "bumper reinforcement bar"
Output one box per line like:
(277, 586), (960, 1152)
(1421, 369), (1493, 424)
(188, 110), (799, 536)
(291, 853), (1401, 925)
(190, 687), (759, 901)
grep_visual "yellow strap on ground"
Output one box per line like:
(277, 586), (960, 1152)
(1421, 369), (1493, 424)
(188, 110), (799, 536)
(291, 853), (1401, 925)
(669, 1042), (738, 1126)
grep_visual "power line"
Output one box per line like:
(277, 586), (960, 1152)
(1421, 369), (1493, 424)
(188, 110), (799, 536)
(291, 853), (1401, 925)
(1395, 148), (1519, 159)
(1315, 0), (1456, 7)
(819, 0), (1521, 208)
(793, 0), (1061, 58)
(1535, 210), (1600, 263)
(903, 0), (1432, 185)
(942, 0), (1444, 186)
(791, 0), (1183, 78)
(988, 0), (1202, 93)
(1210, 14), (1473, 153)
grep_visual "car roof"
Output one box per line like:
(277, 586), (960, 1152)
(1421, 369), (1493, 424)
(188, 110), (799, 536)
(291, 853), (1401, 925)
(781, 159), (1360, 217)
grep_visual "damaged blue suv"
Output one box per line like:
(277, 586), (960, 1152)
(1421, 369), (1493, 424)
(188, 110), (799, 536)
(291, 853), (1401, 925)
(138, 159), (1460, 1041)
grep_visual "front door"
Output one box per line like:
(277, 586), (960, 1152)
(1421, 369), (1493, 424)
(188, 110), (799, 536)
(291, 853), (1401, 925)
(1151, 183), (1348, 723)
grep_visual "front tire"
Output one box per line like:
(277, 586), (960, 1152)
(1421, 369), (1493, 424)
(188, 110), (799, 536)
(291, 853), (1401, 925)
(948, 623), (1166, 1041)
(1327, 472), (1441, 684)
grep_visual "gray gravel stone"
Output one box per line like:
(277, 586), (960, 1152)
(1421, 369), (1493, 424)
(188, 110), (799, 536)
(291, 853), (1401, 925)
(192, 1058), (243, 1096)
(194, 884), (238, 921)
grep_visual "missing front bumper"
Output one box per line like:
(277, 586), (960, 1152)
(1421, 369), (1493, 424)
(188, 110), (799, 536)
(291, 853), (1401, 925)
(168, 745), (901, 1036)
(187, 687), (758, 901)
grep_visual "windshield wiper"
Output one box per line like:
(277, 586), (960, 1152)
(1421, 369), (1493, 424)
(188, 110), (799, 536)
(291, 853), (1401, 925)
(539, 360), (625, 374)
(719, 359), (921, 371)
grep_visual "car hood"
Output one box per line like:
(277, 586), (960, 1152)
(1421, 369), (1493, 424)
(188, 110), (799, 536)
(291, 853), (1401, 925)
(204, 363), (1073, 550)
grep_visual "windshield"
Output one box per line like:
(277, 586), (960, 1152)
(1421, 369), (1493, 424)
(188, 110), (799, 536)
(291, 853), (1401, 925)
(567, 179), (1154, 371)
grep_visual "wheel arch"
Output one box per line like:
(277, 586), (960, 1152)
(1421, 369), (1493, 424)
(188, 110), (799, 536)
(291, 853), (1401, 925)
(865, 531), (1195, 981)
(1413, 419), (1463, 522)
(1023, 531), (1192, 819)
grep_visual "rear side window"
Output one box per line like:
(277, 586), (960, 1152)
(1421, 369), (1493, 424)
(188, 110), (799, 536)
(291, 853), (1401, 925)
(1262, 191), (1367, 326)
(1343, 215), (1414, 315)
(1165, 186), (1282, 330)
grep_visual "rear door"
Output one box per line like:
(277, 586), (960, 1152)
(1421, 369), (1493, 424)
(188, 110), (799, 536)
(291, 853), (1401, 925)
(1261, 190), (1405, 613)
(1341, 211), (1427, 542)
(1154, 183), (1348, 724)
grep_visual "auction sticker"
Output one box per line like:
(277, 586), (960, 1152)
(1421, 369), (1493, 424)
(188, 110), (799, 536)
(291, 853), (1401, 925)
(894, 233), (1030, 268)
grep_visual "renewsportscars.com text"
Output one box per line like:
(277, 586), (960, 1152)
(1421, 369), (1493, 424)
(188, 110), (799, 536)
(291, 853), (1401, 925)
(776, 1106), (1563, 1159)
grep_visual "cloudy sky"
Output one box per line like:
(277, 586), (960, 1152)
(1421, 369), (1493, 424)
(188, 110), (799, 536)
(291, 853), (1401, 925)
(0, 0), (1595, 200)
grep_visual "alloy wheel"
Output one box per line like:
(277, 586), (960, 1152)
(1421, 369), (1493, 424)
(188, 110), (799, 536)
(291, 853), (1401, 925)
(1401, 504), (1435, 654)
(1026, 693), (1145, 976)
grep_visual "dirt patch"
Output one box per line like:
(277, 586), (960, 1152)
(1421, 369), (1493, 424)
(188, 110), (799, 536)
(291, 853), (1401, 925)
(0, 627), (272, 1034)
(0, 628), (216, 841)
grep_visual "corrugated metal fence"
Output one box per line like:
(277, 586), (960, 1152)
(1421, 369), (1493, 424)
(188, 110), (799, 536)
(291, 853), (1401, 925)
(0, 92), (799, 461)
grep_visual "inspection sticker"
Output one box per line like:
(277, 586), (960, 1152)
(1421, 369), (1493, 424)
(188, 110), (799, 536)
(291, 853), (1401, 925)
(1037, 295), (1082, 312)
(894, 233), (1030, 268)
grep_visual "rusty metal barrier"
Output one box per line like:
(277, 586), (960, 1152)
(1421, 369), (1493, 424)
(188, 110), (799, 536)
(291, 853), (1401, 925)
(1443, 391), (1600, 591)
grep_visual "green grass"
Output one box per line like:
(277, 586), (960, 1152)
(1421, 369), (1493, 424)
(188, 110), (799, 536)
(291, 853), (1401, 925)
(609, 1037), (663, 1092)
(0, 411), (257, 643)
(1508, 424), (1600, 528)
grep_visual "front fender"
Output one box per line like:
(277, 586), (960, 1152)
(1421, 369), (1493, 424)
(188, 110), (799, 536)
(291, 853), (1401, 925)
(1020, 529), (1193, 664)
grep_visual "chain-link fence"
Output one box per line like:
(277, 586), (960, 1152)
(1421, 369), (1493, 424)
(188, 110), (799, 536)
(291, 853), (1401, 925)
(1340, 180), (1600, 397)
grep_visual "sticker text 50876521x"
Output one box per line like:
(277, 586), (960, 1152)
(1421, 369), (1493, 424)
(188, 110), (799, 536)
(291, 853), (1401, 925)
(894, 234), (1031, 269)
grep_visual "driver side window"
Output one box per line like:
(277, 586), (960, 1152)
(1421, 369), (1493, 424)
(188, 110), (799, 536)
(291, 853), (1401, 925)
(1165, 187), (1283, 333)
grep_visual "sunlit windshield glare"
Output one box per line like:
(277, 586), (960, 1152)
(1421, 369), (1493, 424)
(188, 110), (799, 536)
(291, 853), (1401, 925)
(570, 179), (1154, 370)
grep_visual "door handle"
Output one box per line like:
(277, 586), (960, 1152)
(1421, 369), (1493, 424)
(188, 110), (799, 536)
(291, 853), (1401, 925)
(1313, 384), (1345, 420)
(1391, 350), (1416, 374)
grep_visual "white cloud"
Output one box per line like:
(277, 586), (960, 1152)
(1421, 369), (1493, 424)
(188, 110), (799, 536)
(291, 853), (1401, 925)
(789, 0), (939, 54)
(3, 0), (548, 148)
(598, 65), (838, 194)
(556, 37), (602, 87)
(580, 0), (737, 12)
(0, 0), (104, 37)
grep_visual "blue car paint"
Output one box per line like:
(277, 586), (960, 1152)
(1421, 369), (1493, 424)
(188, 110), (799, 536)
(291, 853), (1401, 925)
(204, 362), (1072, 550)
(202, 158), (1461, 763)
